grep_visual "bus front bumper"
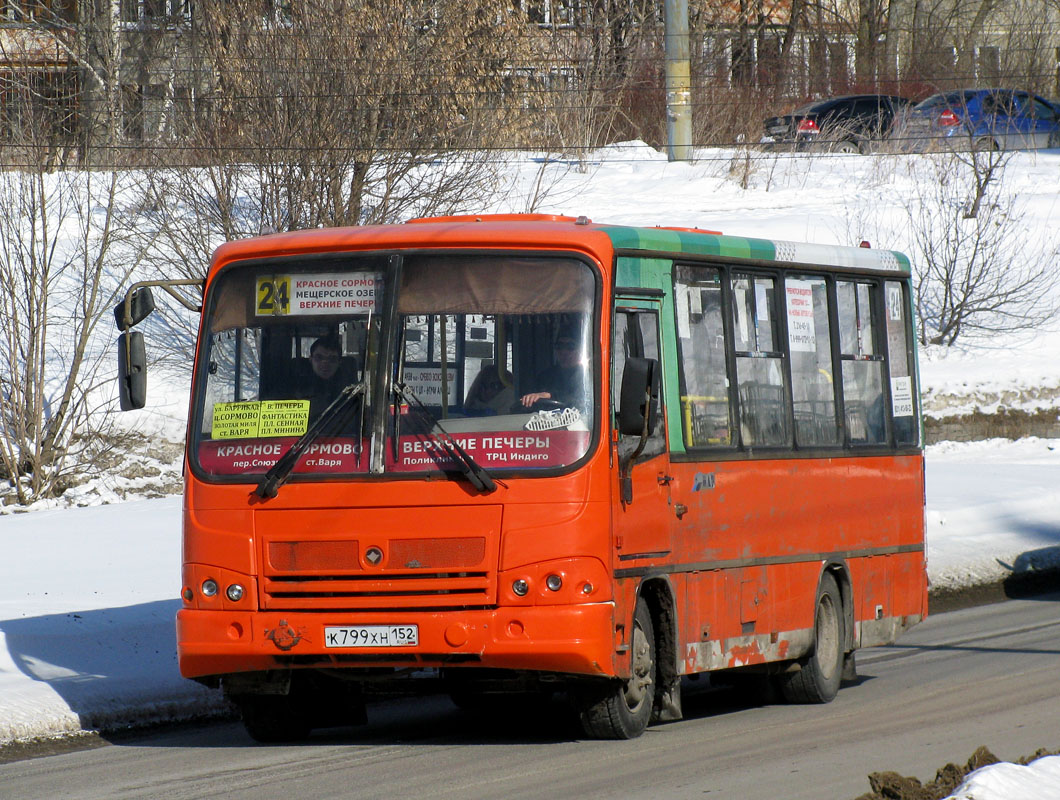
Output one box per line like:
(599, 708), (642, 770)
(177, 603), (618, 680)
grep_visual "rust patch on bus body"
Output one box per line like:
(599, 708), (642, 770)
(683, 630), (810, 673)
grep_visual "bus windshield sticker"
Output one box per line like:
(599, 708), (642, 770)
(891, 376), (914, 417)
(786, 280), (816, 353)
(255, 272), (382, 317)
(211, 400), (310, 440)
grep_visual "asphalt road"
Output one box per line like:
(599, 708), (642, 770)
(2, 592), (1058, 800)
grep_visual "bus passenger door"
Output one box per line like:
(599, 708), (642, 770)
(612, 304), (673, 560)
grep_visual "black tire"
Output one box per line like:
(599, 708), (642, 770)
(237, 694), (312, 743)
(833, 140), (859, 155)
(779, 572), (845, 704)
(578, 599), (656, 739)
(972, 136), (998, 152)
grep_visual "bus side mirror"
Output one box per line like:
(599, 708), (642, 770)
(619, 357), (659, 437)
(113, 287), (156, 331)
(118, 331), (147, 410)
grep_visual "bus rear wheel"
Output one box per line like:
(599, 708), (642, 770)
(779, 572), (844, 704)
(578, 599), (656, 739)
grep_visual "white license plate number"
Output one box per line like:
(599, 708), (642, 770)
(324, 625), (419, 648)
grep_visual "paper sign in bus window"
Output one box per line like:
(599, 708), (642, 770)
(259, 400), (311, 437)
(888, 285), (904, 321)
(786, 280), (816, 353)
(256, 272), (382, 317)
(404, 365), (459, 405)
(891, 376), (914, 417)
(211, 400), (310, 439)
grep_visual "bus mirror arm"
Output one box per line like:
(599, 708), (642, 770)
(617, 357), (660, 505)
(113, 279), (203, 412)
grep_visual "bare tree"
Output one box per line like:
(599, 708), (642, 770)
(179, 0), (535, 230)
(0, 0), (126, 158)
(526, 9), (662, 161)
(904, 152), (1060, 345)
(0, 154), (152, 503)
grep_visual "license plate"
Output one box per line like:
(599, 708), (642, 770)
(324, 624), (419, 648)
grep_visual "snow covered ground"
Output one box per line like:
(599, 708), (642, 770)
(3, 143), (1060, 796)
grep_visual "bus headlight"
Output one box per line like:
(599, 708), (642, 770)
(512, 579), (529, 596)
(201, 579), (219, 597)
(226, 583), (245, 602)
(545, 574), (563, 591)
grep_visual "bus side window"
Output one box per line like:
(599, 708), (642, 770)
(885, 281), (918, 446)
(733, 274), (791, 447)
(837, 281), (886, 444)
(786, 276), (839, 446)
(674, 266), (732, 448)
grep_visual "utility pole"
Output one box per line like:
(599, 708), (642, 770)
(664, 0), (692, 162)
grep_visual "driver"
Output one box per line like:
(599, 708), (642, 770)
(301, 335), (347, 419)
(520, 328), (587, 410)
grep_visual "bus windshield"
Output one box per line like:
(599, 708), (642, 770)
(191, 252), (597, 481)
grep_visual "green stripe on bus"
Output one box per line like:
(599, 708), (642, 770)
(600, 225), (777, 262)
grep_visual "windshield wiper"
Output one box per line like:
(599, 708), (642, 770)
(393, 381), (498, 494)
(254, 382), (366, 499)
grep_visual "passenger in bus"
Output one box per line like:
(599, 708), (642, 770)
(520, 328), (587, 411)
(464, 362), (515, 416)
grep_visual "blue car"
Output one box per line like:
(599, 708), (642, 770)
(895, 88), (1060, 151)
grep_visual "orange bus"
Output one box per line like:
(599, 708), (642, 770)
(116, 214), (926, 741)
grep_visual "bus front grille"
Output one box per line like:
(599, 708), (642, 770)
(261, 571), (492, 609)
(255, 506), (502, 610)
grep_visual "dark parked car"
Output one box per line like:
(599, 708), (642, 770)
(894, 88), (1060, 151)
(763, 94), (911, 154)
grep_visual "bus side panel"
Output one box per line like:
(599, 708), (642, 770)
(667, 452), (925, 674)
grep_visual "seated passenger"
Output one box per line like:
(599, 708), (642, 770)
(520, 328), (588, 411)
(464, 362), (515, 416)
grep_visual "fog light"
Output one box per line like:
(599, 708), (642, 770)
(201, 579), (218, 597)
(182, 587), (193, 602)
(226, 583), (245, 602)
(512, 579), (529, 596)
(581, 582), (594, 595)
(546, 574), (563, 592)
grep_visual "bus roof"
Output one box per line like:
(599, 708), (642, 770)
(210, 214), (911, 276)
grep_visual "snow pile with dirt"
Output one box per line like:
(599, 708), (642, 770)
(858, 746), (1060, 800)
(948, 755), (1060, 800)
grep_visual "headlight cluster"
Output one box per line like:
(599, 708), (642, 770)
(502, 557), (607, 605)
(181, 565), (252, 609)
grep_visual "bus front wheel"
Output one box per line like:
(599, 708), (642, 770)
(779, 572), (844, 704)
(577, 599), (656, 739)
(236, 694), (312, 743)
